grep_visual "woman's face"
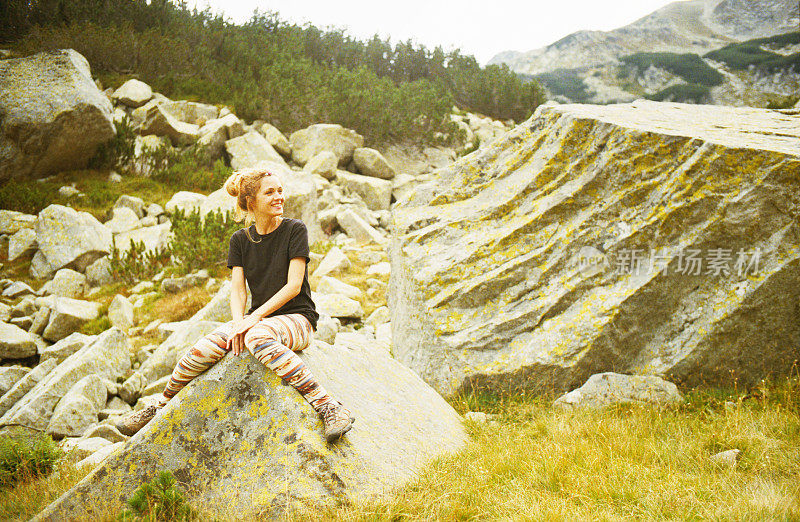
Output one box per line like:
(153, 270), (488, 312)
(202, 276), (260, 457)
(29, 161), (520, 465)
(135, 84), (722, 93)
(249, 175), (284, 219)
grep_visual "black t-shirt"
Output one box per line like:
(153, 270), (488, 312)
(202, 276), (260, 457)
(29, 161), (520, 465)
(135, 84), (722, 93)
(226, 218), (318, 330)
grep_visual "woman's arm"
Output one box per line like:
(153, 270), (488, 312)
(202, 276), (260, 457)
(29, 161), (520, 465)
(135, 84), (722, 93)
(230, 266), (247, 321)
(249, 257), (306, 320)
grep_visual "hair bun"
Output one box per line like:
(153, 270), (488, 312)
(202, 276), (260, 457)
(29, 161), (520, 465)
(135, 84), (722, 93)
(225, 172), (243, 197)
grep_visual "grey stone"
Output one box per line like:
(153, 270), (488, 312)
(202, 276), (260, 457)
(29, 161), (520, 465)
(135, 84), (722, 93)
(105, 207), (141, 234)
(0, 49), (115, 182)
(39, 268), (86, 298)
(113, 223), (170, 255)
(40, 333), (94, 365)
(118, 371), (147, 405)
(139, 103), (199, 146)
(0, 358), (58, 416)
(336, 208), (385, 245)
(313, 292), (363, 319)
(36, 342), (466, 520)
(75, 441), (123, 469)
(365, 306), (390, 328)
(8, 228), (36, 261)
(2, 281), (34, 298)
(366, 262), (390, 276)
(225, 131), (286, 170)
(84, 257), (113, 287)
(161, 100), (218, 125)
(42, 297), (101, 342)
(0, 328), (130, 431)
(107, 294), (134, 332)
(314, 314), (340, 344)
(165, 191), (205, 215)
(111, 79), (153, 108)
(10, 297), (35, 318)
(29, 306), (50, 336)
(9, 316), (32, 331)
(0, 210), (36, 235)
(61, 436), (112, 460)
(113, 195), (145, 219)
(290, 123), (364, 167)
(336, 171), (392, 211)
(0, 366), (29, 396)
(553, 373), (683, 409)
(311, 247), (351, 279)
(316, 276), (362, 300)
(81, 423), (128, 443)
(353, 147), (396, 179)
(30, 250), (55, 280)
(709, 449), (740, 468)
(303, 151), (338, 180)
(47, 374), (107, 438)
(390, 101), (800, 396)
(0, 322), (37, 359)
(258, 123), (290, 157)
(35, 204), (112, 273)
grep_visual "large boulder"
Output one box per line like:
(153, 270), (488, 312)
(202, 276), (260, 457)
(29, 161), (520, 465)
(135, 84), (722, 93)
(225, 131), (286, 170)
(113, 223), (171, 255)
(39, 268), (86, 298)
(258, 122), (290, 157)
(161, 100), (218, 125)
(290, 124), (364, 167)
(335, 171), (392, 211)
(390, 101), (800, 396)
(353, 147), (396, 180)
(8, 228), (36, 261)
(139, 104), (199, 146)
(46, 374), (107, 438)
(36, 341), (466, 520)
(0, 366), (30, 397)
(35, 204), (113, 273)
(0, 328), (130, 431)
(0, 49), (115, 182)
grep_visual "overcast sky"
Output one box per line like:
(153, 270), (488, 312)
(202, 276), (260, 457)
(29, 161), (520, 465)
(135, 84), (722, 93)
(185, 0), (681, 65)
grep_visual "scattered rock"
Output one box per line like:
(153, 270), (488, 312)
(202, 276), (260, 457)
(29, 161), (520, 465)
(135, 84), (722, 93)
(111, 79), (153, 108)
(35, 204), (112, 273)
(0, 322), (37, 359)
(47, 375), (108, 438)
(0, 358), (58, 416)
(710, 449), (740, 468)
(225, 130), (285, 170)
(40, 332), (95, 365)
(303, 151), (338, 180)
(353, 147), (396, 179)
(311, 247), (351, 278)
(42, 296), (101, 342)
(366, 262), (390, 276)
(0, 366), (30, 396)
(336, 208), (385, 244)
(139, 103), (199, 146)
(104, 207), (141, 234)
(108, 294), (134, 332)
(39, 268), (87, 298)
(81, 423), (128, 443)
(553, 373), (683, 409)
(258, 123), (290, 157)
(8, 228), (37, 261)
(313, 292), (363, 319)
(316, 276), (362, 300)
(2, 281), (34, 299)
(290, 123), (364, 167)
(84, 257), (113, 287)
(0, 210), (36, 235)
(335, 171), (392, 211)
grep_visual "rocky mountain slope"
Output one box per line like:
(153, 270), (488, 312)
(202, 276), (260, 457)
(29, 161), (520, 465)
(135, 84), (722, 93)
(489, 0), (799, 106)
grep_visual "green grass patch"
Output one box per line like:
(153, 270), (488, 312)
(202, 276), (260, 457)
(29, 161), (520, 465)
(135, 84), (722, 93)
(620, 52), (724, 87)
(119, 470), (199, 521)
(0, 433), (63, 488)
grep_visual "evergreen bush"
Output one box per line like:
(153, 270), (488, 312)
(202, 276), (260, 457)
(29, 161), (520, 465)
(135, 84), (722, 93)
(0, 433), (63, 488)
(168, 208), (239, 274)
(118, 471), (197, 521)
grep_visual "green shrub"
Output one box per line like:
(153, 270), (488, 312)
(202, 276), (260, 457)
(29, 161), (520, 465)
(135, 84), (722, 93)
(0, 180), (56, 214)
(168, 208), (239, 273)
(705, 32), (800, 74)
(766, 94), (800, 109)
(0, 433), (63, 488)
(119, 470), (197, 521)
(109, 237), (172, 284)
(89, 117), (137, 171)
(144, 144), (231, 193)
(620, 52), (724, 87)
(646, 83), (711, 104)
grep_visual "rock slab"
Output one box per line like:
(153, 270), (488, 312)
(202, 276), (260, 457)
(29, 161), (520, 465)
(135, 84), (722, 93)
(36, 340), (466, 520)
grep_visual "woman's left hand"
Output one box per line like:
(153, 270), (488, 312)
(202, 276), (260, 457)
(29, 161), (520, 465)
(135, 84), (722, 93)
(227, 314), (260, 356)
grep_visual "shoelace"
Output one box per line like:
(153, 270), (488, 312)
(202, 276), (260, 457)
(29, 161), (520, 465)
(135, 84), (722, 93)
(319, 403), (341, 424)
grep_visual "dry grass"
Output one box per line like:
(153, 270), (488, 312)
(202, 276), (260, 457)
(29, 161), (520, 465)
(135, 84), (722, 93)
(0, 457), (91, 521)
(288, 378), (800, 521)
(143, 286), (214, 324)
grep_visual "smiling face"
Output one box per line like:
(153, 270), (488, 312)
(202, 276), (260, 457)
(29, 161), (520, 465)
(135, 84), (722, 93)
(248, 175), (284, 219)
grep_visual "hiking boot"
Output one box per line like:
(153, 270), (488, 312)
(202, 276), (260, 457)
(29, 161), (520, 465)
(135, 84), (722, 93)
(318, 401), (355, 443)
(115, 396), (168, 436)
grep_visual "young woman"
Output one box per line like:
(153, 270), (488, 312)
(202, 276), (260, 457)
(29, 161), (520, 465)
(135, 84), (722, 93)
(115, 167), (354, 442)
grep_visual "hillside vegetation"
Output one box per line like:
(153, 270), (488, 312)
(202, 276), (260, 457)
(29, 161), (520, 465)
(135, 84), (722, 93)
(705, 32), (800, 74)
(619, 52), (725, 87)
(2, 0), (545, 145)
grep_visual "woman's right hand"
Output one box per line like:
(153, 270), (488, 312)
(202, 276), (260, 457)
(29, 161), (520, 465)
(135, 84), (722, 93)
(226, 314), (260, 356)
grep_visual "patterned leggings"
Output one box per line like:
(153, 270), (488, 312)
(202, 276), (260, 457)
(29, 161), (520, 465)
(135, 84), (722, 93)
(162, 314), (335, 411)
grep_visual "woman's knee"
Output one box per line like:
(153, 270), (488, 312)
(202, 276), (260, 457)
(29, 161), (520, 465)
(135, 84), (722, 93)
(243, 323), (280, 353)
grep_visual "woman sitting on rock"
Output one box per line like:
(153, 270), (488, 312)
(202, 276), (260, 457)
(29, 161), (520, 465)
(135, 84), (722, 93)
(115, 166), (355, 442)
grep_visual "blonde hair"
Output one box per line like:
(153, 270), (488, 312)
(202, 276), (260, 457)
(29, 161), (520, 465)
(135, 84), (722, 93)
(223, 166), (275, 243)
